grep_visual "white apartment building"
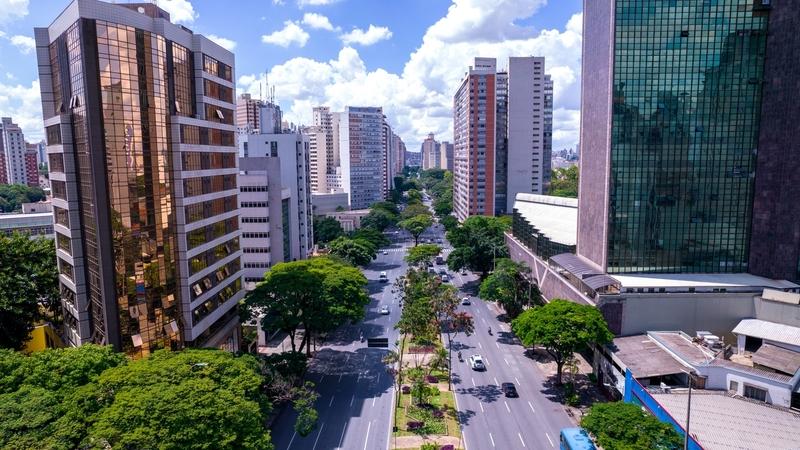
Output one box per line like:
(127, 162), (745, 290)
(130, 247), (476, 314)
(0, 117), (29, 185)
(337, 106), (386, 210)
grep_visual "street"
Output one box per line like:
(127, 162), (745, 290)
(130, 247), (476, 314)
(269, 233), (410, 450)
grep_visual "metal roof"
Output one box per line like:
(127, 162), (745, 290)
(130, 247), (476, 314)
(752, 343), (800, 376)
(512, 193), (577, 246)
(733, 319), (800, 348)
(609, 335), (688, 378)
(651, 391), (800, 450)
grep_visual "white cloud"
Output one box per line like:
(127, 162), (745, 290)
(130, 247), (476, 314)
(0, 0), (28, 24)
(240, 0), (582, 152)
(0, 79), (43, 141)
(273, 0), (285, 4)
(159, 0), (197, 24)
(206, 34), (236, 51)
(302, 13), (338, 31)
(262, 21), (310, 48)
(6, 72), (15, 80)
(340, 25), (392, 46)
(298, 0), (339, 6)
(9, 34), (35, 54)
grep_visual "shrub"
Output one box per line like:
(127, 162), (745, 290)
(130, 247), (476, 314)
(407, 421), (424, 430)
(420, 444), (437, 450)
(440, 445), (455, 450)
(425, 375), (438, 383)
(402, 385), (411, 394)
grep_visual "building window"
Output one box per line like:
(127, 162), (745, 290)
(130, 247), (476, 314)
(46, 125), (62, 145)
(54, 206), (69, 227)
(52, 180), (67, 200)
(185, 195), (237, 223)
(202, 54), (232, 81)
(204, 79), (233, 103)
(56, 232), (71, 254)
(743, 385), (767, 402)
(171, 42), (195, 117)
(205, 104), (234, 125)
(181, 151), (236, 171)
(729, 380), (739, 393)
(49, 153), (65, 173)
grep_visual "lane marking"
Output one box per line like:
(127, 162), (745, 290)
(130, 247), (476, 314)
(528, 401), (535, 413)
(518, 433), (526, 448)
(329, 396), (335, 407)
(504, 401), (510, 413)
(479, 401), (484, 412)
(311, 423), (325, 450)
(320, 375), (325, 383)
(471, 378), (476, 387)
(493, 377), (499, 386)
(545, 432), (554, 448)
(287, 431), (297, 450)
(337, 423), (347, 449)
(515, 377), (521, 386)
(350, 394), (355, 407)
(338, 374), (343, 382)
(503, 358), (509, 366)
(372, 396), (376, 407)
(362, 420), (372, 450)
(489, 432), (495, 447)
(495, 342), (500, 349)
(478, 342), (483, 349)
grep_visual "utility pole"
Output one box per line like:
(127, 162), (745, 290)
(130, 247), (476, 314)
(684, 372), (693, 450)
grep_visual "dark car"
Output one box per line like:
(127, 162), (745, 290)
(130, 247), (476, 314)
(501, 382), (518, 398)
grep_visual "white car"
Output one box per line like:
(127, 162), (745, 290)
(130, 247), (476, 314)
(461, 297), (471, 305)
(380, 305), (390, 315)
(468, 354), (486, 371)
(441, 274), (450, 283)
(382, 250), (388, 255)
(379, 272), (388, 282)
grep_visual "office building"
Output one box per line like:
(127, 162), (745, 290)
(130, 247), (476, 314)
(439, 141), (453, 172)
(0, 117), (31, 185)
(24, 143), (40, 187)
(453, 57), (497, 221)
(337, 106), (386, 209)
(307, 106), (340, 194)
(494, 70), (508, 215)
(405, 150), (421, 167)
(394, 133), (407, 174)
(238, 102), (313, 288)
(36, 0), (242, 356)
(235, 93), (261, 134)
(421, 133), (440, 170)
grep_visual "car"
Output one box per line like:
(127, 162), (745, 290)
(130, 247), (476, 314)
(438, 268), (447, 275)
(380, 305), (390, 315)
(382, 250), (388, 255)
(379, 272), (388, 282)
(460, 269), (468, 276)
(428, 267), (436, 274)
(501, 382), (518, 397)
(468, 355), (485, 371)
(441, 275), (450, 283)
(436, 239), (442, 243)
(461, 297), (471, 305)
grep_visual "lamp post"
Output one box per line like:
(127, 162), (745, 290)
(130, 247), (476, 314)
(683, 370), (695, 450)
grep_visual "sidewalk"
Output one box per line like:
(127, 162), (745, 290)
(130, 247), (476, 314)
(394, 435), (461, 449)
(257, 329), (305, 356)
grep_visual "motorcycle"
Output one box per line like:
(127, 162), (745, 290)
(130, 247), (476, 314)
(488, 327), (492, 335)
(457, 351), (463, 362)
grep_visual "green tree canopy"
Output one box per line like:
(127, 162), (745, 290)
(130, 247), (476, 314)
(313, 216), (344, 246)
(406, 189), (423, 203)
(433, 196), (453, 217)
(581, 402), (682, 450)
(360, 208), (398, 231)
(511, 299), (613, 384)
(439, 215), (458, 232)
(350, 227), (390, 249)
(479, 258), (541, 319)
(445, 216), (509, 277)
(244, 257), (369, 355)
(549, 165), (579, 198)
(0, 184), (46, 213)
(405, 244), (441, 267)
(399, 214), (433, 246)
(0, 233), (59, 350)
(328, 236), (375, 266)
(370, 201), (400, 216)
(400, 202), (431, 220)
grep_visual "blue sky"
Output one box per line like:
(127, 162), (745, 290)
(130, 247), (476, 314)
(0, 0), (583, 151)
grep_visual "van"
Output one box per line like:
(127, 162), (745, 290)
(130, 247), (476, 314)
(379, 272), (388, 282)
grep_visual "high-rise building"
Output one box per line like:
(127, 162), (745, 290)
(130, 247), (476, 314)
(236, 93), (261, 134)
(337, 106), (386, 209)
(394, 133), (407, 174)
(405, 150), (422, 167)
(35, 0), (242, 355)
(238, 104), (313, 288)
(0, 117), (29, 185)
(494, 70), (508, 215)
(421, 133), (440, 170)
(453, 57), (497, 221)
(504, 57), (553, 214)
(24, 143), (39, 187)
(439, 141), (454, 172)
(578, 0), (798, 279)
(307, 106), (341, 194)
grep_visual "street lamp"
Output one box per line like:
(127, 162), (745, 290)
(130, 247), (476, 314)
(682, 370), (696, 450)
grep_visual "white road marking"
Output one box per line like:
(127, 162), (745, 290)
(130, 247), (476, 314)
(338, 374), (343, 382)
(287, 431), (297, 449)
(518, 433), (526, 448)
(546, 432), (554, 448)
(515, 377), (521, 386)
(478, 342), (483, 349)
(504, 401), (510, 413)
(493, 377), (499, 386)
(337, 422), (347, 449)
(489, 432), (495, 447)
(481, 318), (487, 325)
(528, 401), (535, 413)
(329, 396), (335, 407)
(350, 394), (355, 407)
(311, 423), (325, 450)
(479, 401), (484, 412)
(362, 421), (372, 450)
(372, 396), (376, 407)
(495, 342), (500, 349)
(503, 358), (509, 366)
(471, 378), (476, 387)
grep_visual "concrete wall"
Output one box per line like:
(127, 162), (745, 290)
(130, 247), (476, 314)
(701, 365), (794, 408)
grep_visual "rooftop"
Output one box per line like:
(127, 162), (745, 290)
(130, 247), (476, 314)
(609, 335), (688, 378)
(648, 331), (716, 366)
(651, 391), (800, 450)
(612, 273), (799, 291)
(752, 343), (800, 375)
(733, 319), (800, 348)
(513, 193), (577, 246)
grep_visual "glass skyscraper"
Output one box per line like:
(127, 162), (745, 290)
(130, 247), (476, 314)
(577, 0), (798, 276)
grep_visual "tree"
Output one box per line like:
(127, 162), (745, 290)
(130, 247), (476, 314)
(549, 165), (579, 198)
(581, 402), (682, 450)
(479, 258), (541, 319)
(313, 216), (343, 245)
(0, 233), (59, 350)
(370, 201), (400, 216)
(292, 381), (320, 437)
(244, 257), (369, 356)
(0, 184), (46, 213)
(399, 214), (433, 246)
(351, 227), (389, 249)
(328, 237), (375, 266)
(360, 208), (397, 231)
(433, 197), (453, 217)
(400, 203), (431, 220)
(406, 189), (423, 203)
(440, 215), (458, 232)
(445, 216), (509, 277)
(511, 300), (613, 385)
(405, 244), (441, 267)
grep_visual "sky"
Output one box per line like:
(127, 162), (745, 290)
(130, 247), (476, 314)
(0, 0), (583, 152)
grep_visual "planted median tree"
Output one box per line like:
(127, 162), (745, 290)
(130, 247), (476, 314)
(400, 214), (433, 246)
(581, 402), (682, 450)
(479, 258), (541, 319)
(511, 299), (612, 385)
(405, 244), (441, 267)
(244, 257), (369, 356)
(313, 216), (343, 246)
(328, 236), (375, 266)
(445, 216), (509, 277)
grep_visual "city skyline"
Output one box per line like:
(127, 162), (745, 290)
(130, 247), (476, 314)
(0, 0), (583, 153)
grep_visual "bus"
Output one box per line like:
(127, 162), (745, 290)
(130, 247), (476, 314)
(560, 427), (596, 450)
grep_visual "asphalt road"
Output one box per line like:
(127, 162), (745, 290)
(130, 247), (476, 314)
(269, 232), (410, 450)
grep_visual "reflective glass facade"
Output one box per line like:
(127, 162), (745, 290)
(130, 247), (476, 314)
(607, 0), (768, 273)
